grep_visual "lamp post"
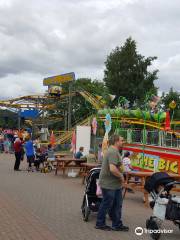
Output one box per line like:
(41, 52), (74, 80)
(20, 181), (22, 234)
(18, 110), (21, 131)
(68, 82), (72, 130)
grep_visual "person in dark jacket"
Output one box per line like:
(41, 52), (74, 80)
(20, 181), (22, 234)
(74, 147), (84, 159)
(14, 138), (23, 171)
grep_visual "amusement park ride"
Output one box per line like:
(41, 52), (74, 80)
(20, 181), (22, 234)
(0, 72), (179, 174)
(0, 72), (179, 138)
(97, 96), (180, 175)
(0, 72), (106, 131)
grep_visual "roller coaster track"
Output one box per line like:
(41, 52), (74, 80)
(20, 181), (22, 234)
(0, 96), (55, 110)
(4, 93), (76, 103)
(78, 90), (105, 110)
(0, 101), (55, 110)
(54, 90), (105, 143)
(0, 93), (76, 110)
(25, 116), (63, 126)
(0, 89), (104, 142)
(56, 115), (92, 144)
(0, 90), (103, 111)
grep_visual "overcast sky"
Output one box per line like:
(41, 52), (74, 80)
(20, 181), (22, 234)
(0, 0), (180, 98)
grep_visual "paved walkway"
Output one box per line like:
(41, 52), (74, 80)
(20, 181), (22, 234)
(0, 153), (179, 240)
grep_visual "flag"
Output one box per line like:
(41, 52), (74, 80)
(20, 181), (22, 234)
(50, 131), (56, 146)
(165, 111), (171, 131)
(71, 130), (76, 154)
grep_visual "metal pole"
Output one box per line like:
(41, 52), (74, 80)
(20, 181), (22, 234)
(18, 110), (21, 131)
(64, 110), (67, 131)
(68, 82), (72, 130)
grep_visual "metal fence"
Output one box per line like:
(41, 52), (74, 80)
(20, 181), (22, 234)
(114, 128), (180, 148)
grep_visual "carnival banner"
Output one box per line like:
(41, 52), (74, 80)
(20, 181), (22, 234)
(129, 152), (179, 174)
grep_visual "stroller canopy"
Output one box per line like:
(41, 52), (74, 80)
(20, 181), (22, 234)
(85, 168), (101, 195)
(144, 172), (174, 193)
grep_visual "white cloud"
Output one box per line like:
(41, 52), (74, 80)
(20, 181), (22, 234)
(0, 73), (45, 98)
(153, 55), (180, 92)
(0, 0), (180, 98)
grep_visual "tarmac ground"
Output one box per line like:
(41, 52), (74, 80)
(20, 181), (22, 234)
(0, 153), (179, 240)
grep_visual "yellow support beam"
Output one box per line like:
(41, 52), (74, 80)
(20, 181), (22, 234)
(0, 101), (55, 110)
(99, 116), (180, 136)
(56, 115), (92, 144)
(79, 91), (105, 110)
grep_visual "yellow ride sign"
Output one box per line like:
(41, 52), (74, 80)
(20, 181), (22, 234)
(43, 72), (75, 86)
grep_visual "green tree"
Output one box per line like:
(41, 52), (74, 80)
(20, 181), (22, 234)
(103, 37), (158, 105)
(0, 110), (18, 128)
(161, 88), (180, 120)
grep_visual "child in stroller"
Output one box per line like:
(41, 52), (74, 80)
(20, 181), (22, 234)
(34, 149), (47, 171)
(144, 172), (180, 240)
(40, 144), (56, 173)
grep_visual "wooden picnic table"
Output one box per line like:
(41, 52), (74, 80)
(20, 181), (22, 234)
(54, 153), (73, 158)
(124, 171), (180, 207)
(80, 162), (101, 170)
(80, 162), (101, 184)
(55, 157), (86, 175)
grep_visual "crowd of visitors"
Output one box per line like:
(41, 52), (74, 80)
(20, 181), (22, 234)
(2, 128), (136, 233)
(13, 136), (55, 172)
(0, 128), (31, 154)
(0, 130), (14, 153)
(0, 128), (56, 172)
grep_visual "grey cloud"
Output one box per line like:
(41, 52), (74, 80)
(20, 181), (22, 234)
(0, 0), (180, 98)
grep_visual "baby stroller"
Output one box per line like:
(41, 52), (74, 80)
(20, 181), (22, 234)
(40, 156), (56, 173)
(81, 167), (102, 222)
(34, 152), (47, 171)
(144, 172), (180, 240)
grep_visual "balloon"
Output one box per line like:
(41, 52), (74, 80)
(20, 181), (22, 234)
(104, 114), (112, 133)
(169, 100), (176, 109)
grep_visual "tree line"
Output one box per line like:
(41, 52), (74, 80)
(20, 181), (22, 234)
(68, 37), (179, 125)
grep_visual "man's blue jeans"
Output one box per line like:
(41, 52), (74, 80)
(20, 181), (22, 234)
(96, 188), (123, 228)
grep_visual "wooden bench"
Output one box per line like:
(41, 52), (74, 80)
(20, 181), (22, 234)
(55, 158), (86, 176)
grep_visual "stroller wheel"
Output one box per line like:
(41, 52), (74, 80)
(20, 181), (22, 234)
(84, 205), (90, 222)
(81, 196), (90, 222)
(146, 217), (161, 240)
(48, 165), (52, 172)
